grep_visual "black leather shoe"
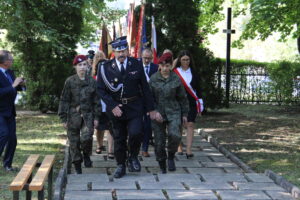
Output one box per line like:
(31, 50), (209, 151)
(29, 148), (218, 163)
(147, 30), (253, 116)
(127, 157), (141, 172)
(186, 153), (194, 159)
(114, 164), (126, 178)
(83, 155), (93, 168)
(149, 139), (155, 146)
(74, 163), (82, 174)
(158, 161), (167, 174)
(168, 159), (176, 171)
(4, 166), (18, 172)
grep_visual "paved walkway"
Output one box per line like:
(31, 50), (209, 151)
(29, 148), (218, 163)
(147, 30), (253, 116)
(64, 133), (295, 200)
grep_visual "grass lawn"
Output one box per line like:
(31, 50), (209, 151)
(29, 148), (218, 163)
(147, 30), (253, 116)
(198, 104), (300, 187)
(0, 111), (66, 200)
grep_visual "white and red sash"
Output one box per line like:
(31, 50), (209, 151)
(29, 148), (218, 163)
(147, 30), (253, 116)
(174, 68), (204, 113)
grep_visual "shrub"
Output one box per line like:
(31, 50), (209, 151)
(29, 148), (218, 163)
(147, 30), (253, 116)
(267, 61), (300, 103)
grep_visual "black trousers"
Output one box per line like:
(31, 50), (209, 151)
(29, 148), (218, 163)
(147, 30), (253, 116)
(0, 115), (17, 168)
(111, 116), (143, 165)
(142, 114), (152, 152)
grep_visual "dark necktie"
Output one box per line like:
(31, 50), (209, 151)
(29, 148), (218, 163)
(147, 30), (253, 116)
(5, 71), (13, 84)
(146, 66), (150, 75)
(120, 63), (125, 75)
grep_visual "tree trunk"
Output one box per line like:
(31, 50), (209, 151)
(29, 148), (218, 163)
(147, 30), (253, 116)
(298, 37), (300, 55)
(297, 24), (300, 55)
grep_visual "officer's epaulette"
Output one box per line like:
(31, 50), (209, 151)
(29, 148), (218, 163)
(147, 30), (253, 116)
(128, 56), (139, 64)
(101, 59), (112, 66)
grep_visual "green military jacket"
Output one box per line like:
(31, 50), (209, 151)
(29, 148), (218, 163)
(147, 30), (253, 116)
(58, 74), (100, 125)
(149, 71), (189, 121)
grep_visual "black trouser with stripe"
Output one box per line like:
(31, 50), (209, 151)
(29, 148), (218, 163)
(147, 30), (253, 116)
(110, 116), (143, 165)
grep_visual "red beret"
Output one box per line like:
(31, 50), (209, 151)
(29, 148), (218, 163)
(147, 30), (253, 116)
(158, 52), (173, 64)
(73, 55), (87, 65)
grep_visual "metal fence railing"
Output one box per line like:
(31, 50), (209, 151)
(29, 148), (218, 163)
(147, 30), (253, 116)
(215, 65), (300, 104)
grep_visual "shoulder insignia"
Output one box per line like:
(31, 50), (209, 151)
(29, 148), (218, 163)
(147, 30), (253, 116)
(103, 59), (112, 65)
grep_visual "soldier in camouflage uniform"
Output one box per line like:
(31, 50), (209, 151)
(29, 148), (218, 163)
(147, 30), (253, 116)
(149, 52), (189, 173)
(58, 55), (100, 174)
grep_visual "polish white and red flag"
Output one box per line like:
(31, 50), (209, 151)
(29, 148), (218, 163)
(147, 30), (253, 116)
(151, 16), (158, 64)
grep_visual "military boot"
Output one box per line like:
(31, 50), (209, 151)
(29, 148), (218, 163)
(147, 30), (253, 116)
(114, 164), (126, 178)
(83, 154), (93, 168)
(168, 152), (176, 171)
(127, 157), (141, 172)
(74, 161), (82, 174)
(158, 160), (167, 174)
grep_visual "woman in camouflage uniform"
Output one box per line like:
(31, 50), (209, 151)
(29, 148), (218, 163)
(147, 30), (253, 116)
(149, 52), (189, 173)
(58, 55), (100, 174)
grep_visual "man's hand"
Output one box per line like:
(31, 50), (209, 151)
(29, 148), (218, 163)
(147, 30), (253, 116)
(155, 112), (163, 123)
(12, 77), (23, 88)
(112, 104), (123, 117)
(63, 123), (67, 129)
(94, 120), (99, 128)
(149, 111), (156, 120)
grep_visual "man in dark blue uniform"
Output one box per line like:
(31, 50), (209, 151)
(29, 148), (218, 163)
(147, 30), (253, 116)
(97, 36), (155, 178)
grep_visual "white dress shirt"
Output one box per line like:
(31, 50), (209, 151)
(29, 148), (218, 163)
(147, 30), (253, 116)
(143, 64), (150, 82)
(0, 67), (13, 84)
(115, 57), (128, 72)
(178, 66), (204, 112)
(0, 67), (8, 78)
(179, 66), (192, 85)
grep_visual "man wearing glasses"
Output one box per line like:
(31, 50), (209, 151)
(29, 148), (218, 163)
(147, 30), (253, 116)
(140, 48), (158, 157)
(0, 50), (24, 172)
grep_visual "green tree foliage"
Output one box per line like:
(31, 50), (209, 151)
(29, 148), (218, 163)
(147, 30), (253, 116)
(267, 61), (300, 103)
(144, 0), (223, 108)
(80, 0), (126, 47)
(0, 0), (84, 112)
(198, 0), (225, 43)
(0, 0), (122, 112)
(232, 0), (300, 54)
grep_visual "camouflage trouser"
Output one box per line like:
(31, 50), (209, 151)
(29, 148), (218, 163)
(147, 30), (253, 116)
(67, 115), (93, 163)
(152, 118), (182, 161)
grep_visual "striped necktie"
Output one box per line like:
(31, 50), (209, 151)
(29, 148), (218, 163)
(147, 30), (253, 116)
(146, 66), (150, 75)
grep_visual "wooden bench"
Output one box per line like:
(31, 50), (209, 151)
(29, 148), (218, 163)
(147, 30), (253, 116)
(9, 154), (55, 200)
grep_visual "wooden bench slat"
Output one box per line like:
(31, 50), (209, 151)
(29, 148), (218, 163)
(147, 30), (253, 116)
(29, 155), (55, 191)
(9, 154), (40, 191)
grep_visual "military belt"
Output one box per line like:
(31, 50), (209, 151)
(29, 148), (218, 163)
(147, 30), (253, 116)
(120, 96), (139, 104)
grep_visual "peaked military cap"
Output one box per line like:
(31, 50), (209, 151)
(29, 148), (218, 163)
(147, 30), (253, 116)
(110, 36), (128, 51)
(87, 50), (95, 59)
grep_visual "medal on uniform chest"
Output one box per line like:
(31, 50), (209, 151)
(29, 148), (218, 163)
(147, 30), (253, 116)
(114, 78), (118, 82)
(112, 63), (116, 68)
(128, 61), (132, 66)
